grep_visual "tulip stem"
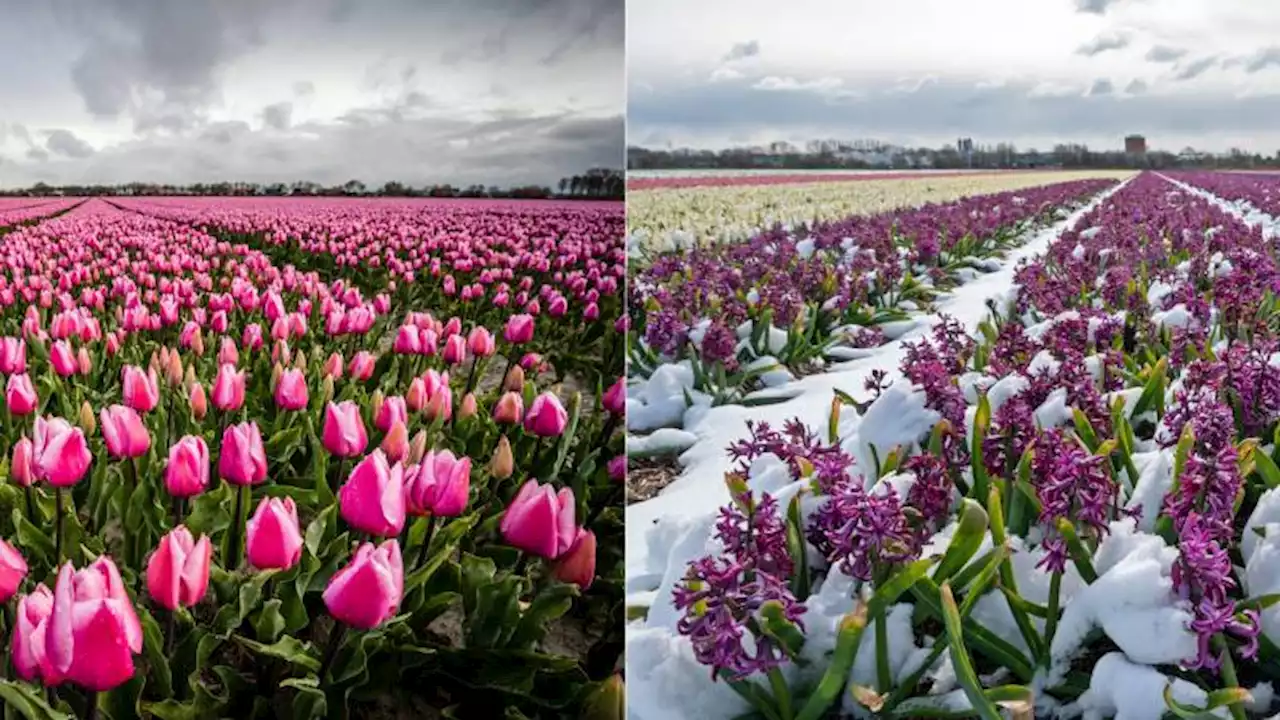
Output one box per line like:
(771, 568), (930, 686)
(226, 484), (249, 570)
(513, 552), (530, 578)
(23, 485), (34, 523)
(416, 515), (439, 570)
(85, 690), (99, 720)
(173, 497), (186, 528)
(318, 623), (348, 683)
(164, 609), (176, 656)
(54, 488), (64, 565)
(463, 356), (480, 397)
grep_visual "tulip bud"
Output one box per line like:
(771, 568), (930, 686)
(10, 437), (33, 488)
(146, 526), (212, 611)
(0, 540), (27, 604)
(294, 349), (307, 370)
(503, 364), (525, 392)
(189, 382), (208, 421)
(380, 420), (409, 463)
(553, 529), (596, 589)
(459, 393), (477, 420)
(321, 375), (335, 406)
(191, 331), (205, 357)
(408, 430), (428, 465)
(371, 390), (385, 423)
(165, 351), (183, 387)
(184, 365), (197, 389)
(78, 401), (96, 435)
(271, 362), (284, 391)
(490, 436), (514, 479)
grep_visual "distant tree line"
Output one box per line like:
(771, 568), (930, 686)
(628, 141), (1280, 172)
(0, 168), (625, 199)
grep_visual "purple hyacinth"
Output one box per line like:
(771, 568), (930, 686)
(1172, 512), (1259, 673)
(673, 556), (807, 680)
(809, 481), (918, 581)
(714, 491), (794, 579)
(1162, 443), (1243, 544)
(1031, 429), (1121, 573)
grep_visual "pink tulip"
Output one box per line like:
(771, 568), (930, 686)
(99, 405), (150, 459)
(523, 392), (568, 437)
(405, 450), (471, 517)
(218, 337), (239, 366)
(493, 391), (524, 425)
(322, 401), (368, 458)
(189, 382), (208, 421)
(602, 377), (625, 416)
(50, 341), (76, 377)
(374, 395), (408, 432)
(121, 365), (160, 412)
(608, 455), (626, 482)
(500, 479), (577, 559)
(0, 539), (28, 602)
(32, 416), (91, 487)
(246, 497), (304, 571)
(42, 558), (144, 691)
(406, 377), (427, 412)
(275, 368), (309, 410)
(219, 421), (268, 486)
(76, 347), (91, 376)
(0, 336), (26, 374)
(467, 327), (496, 357)
(12, 584), (53, 683)
(165, 436), (210, 498)
(324, 352), (344, 379)
(349, 351), (375, 380)
(10, 437), (33, 487)
(146, 526), (212, 611)
(212, 363), (246, 411)
(443, 334), (466, 365)
(504, 314), (534, 344)
(393, 325), (420, 354)
(553, 528), (596, 589)
(323, 540), (403, 630)
(424, 385), (452, 423)
(339, 450), (406, 537)
(6, 373), (37, 415)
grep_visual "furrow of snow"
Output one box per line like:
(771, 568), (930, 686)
(625, 177), (1134, 587)
(1158, 172), (1280, 238)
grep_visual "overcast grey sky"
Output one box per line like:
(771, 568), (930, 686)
(628, 0), (1280, 154)
(0, 0), (623, 188)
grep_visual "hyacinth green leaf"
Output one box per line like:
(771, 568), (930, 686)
(1163, 683), (1252, 719)
(912, 579), (1034, 681)
(970, 394), (991, 500)
(1238, 593), (1280, 612)
(939, 583), (1006, 720)
(0, 680), (72, 720)
(1173, 423), (1196, 483)
(786, 495), (811, 601)
(1056, 519), (1099, 583)
(1253, 449), (1280, 490)
(1131, 356), (1167, 418)
(1071, 408), (1099, 452)
(933, 499), (988, 583)
(795, 605), (868, 720)
(828, 395), (841, 445)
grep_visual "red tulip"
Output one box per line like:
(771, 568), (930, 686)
(323, 540), (403, 630)
(99, 405), (150, 459)
(500, 479), (577, 559)
(32, 416), (91, 487)
(212, 363), (246, 411)
(146, 526), (212, 611)
(338, 450), (406, 537)
(523, 392), (568, 437)
(246, 497), (304, 571)
(322, 401), (368, 457)
(165, 435), (210, 498)
(121, 365), (160, 412)
(405, 450), (471, 517)
(6, 373), (37, 415)
(553, 528), (596, 589)
(220, 421), (268, 485)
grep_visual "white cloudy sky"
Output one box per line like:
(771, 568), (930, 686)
(628, 0), (1280, 154)
(0, 0), (623, 188)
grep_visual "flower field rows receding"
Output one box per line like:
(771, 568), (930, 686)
(626, 170), (1280, 720)
(625, 170), (1134, 253)
(627, 170), (1004, 192)
(0, 197), (625, 719)
(0, 199), (82, 230)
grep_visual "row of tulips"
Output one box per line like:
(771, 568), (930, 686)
(0, 199), (81, 231)
(632, 171), (1280, 719)
(627, 177), (1118, 407)
(0, 198), (624, 719)
(625, 170), (999, 191)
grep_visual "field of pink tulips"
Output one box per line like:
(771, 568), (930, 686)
(624, 170), (1280, 720)
(0, 197), (625, 719)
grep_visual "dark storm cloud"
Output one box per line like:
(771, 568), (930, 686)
(261, 102), (294, 131)
(439, 0), (622, 66)
(722, 41), (761, 63)
(1145, 45), (1188, 63)
(1173, 56), (1218, 80)
(627, 75), (1280, 150)
(1244, 46), (1280, 73)
(1077, 32), (1131, 56)
(44, 129), (95, 158)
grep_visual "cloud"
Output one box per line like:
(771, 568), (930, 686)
(722, 40), (760, 63)
(1077, 32), (1131, 56)
(1245, 46), (1280, 73)
(1088, 79), (1114, 96)
(709, 67), (743, 82)
(1145, 45), (1187, 63)
(44, 129), (95, 158)
(1125, 78), (1148, 94)
(752, 76), (844, 93)
(1173, 56), (1218, 80)
(292, 80), (315, 97)
(261, 102), (294, 130)
(1075, 0), (1121, 13)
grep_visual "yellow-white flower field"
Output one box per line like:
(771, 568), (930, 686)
(627, 170), (1137, 254)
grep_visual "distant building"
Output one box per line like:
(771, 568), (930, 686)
(1125, 135), (1147, 154)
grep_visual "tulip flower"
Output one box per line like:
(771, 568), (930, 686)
(189, 381), (208, 421)
(165, 436), (210, 499)
(500, 479), (577, 559)
(50, 340), (76, 377)
(0, 336), (27, 374)
(42, 558), (144, 691)
(424, 385), (452, 423)
(275, 367), (309, 410)
(406, 377), (428, 412)
(524, 392), (568, 437)
(405, 450), (472, 518)
(324, 352), (344, 379)
(212, 363), (246, 412)
(99, 405), (150, 459)
(246, 497), (304, 571)
(218, 336), (239, 366)
(467, 327), (496, 357)
(493, 392), (524, 425)
(76, 347), (92, 376)
(146, 526), (212, 611)
(380, 420), (409, 463)
(219, 421), (268, 486)
(504, 314), (534, 344)
(503, 364), (525, 392)
(322, 401), (368, 458)
(602, 377), (626, 416)
(338, 450), (406, 537)
(6, 373), (37, 415)
(121, 365), (160, 412)
(349, 351), (376, 380)
(459, 393), (478, 419)
(490, 436), (514, 480)
(0, 539), (28, 602)
(11, 436), (33, 488)
(12, 585), (53, 684)
(553, 528), (596, 589)
(32, 416), (91, 487)
(323, 539), (404, 631)
(374, 395), (408, 432)
(443, 334), (466, 365)
(608, 455), (626, 482)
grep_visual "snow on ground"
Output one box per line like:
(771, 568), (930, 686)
(626, 178), (1132, 588)
(1159, 173), (1280, 239)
